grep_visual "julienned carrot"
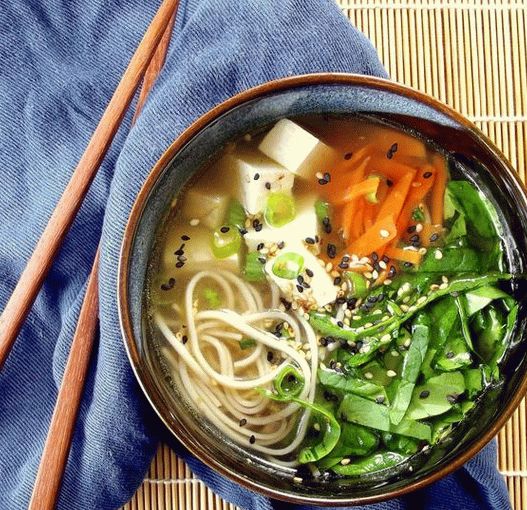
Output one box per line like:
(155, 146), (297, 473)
(347, 215), (397, 257)
(367, 155), (418, 182)
(376, 171), (416, 224)
(341, 202), (355, 240)
(384, 246), (423, 265)
(431, 153), (448, 225)
(351, 201), (365, 240)
(332, 176), (380, 206)
(363, 201), (376, 231)
(396, 165), (436, 233)
(420, 223), (445, 247)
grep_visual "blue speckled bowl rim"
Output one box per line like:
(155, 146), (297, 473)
(118, 73), (527, 506)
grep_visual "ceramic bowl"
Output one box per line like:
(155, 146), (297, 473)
(118, 74), (527, 506)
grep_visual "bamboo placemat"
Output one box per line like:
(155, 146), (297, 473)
(123, 1), (527, 508)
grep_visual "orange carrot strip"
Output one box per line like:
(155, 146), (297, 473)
(385, 246), (423, 265)
(420, 223), (445, 247)
(363, 201), (376, 231)
(332, 177), (380, 206)
(396, 165), (436, 234)
(347, 215), (397, 257)
(351, 200), (365, 240)
(341, 202), (355, 241)
(376, 171), (416, 224)
(431, 153), (448, 225)
(367, 155), (418, 182)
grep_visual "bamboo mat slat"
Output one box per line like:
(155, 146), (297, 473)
(123, 1), (527, 508)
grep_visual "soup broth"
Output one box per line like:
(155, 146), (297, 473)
(147, 116), (516, 478)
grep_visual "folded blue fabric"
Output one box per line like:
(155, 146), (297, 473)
(0, 0), (511, 509)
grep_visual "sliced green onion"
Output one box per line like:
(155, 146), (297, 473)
(274, 365), (305, 398)
(225, 199), (246, 229)
(346, 271), (369, 298)
(365, 175), (381, 204)
(412, 207), (425, 222)
(243, 252), (267, 282)
(272, 252), (304, 279)
(264, 193), (295, 227)
(211, 224), (241, 258)
(239, 338), (257, 350)
(314, 199), (330, 223)
(202, 287), (221, 309)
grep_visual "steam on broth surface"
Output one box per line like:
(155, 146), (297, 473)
(148, 116), (517, 477)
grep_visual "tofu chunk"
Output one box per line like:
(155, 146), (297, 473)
(265, 245), (338, 309)
(181, 188), (229, 230)
(258, 119), (338, 180)
(244, 197), (319, 253)
(161, 225), (238, 274)
(225, 150), (294, 215)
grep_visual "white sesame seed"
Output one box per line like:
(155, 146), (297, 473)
(400, 304), (409, 312)
(391, 350), (400, 357)
(404, 338), (411, 348)
(379, 260), (387, 270)
(293, 476), (303, 484)
(381, 334), (392, 343)
(340, 458), (351, 466)
(387, 370), (397, 377)
(380, 229), (390, 238)
(442, 276), (449, 284)
(315, 171), (324, 180)
(352, 315), (361, 320)
(430, 284), (440, 291)
(372, 270), (379, 279)
(403, 296), (410, 304)
(364, 271), (373, 279)
(415, 223), (423, 233)
(360, 345), (371, 353)
(434, 249), (443, 260)
(364, 372), (374, 380)
(189, 218), (200, 226)
(343, 318), (351, 326)
(408, 305), (417, 312)
(319, 362), (327, 370)
(313, 422), (321, 431)
(325, 262), (333, 272)
(359, 257), (369, 264)
(419, 247), (427, 255)
(417, 296), (427, 304)
(439, 282), (448, 290)
(373, 309), (383, 315)
(384, 279), (393, 285)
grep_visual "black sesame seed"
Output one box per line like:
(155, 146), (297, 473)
(329, 359), (337, 369)
(360, 304), (369, 312)
(376, 396), (386, 404)
(287, 373), (296, 382)
(389, 265), (397, 277)
(446, 351), (455, 359)
(182, 335), (188, 344)
(324, 223), (332, 234)
(367, 295), (378, 303)
(297, 275), (304, 284)
(220, 226), (230, 233)
(315, 235), (320, 243)
(407, 225), (417, 234)
(280, 298), (292, 311)
(337, 321), (344, 328)
(371, 252), (379, 262)
(324, 172), (331, 183)
(410, 234), (420, 243)
(318, 178), (328, 185)
(423, 171), (433, 179)
(326, 336), (335, 344)
(344, 152), (353, 160)
(306, 268), (314, 277)
(249, 435), (256, 444)
(373, 262), (382, 272)
(160, 277), (176, 291)
(377, 293), (385, 302)
(257, 242), (264, 251)
(175, 261), (185, 268)
(322, 217), (330, 226)
(253, 173), (260, 180)
(404, 262), (414, 268)
(336, 297), (346, 305)
(255, 224), (263, 232)
(239, 418), (247, 427)
(302, 281), (310, 289)
(430, 233), (439, 242)
(386, 179), (394, 187)
(267, 351), (274, 362)
(277, 241), (285, 249)
(327, 243), (337, 259)
(239, 228), (248, 236)
(305, 237), (315, 245)
(342, 255), (350, 262)
(319, 337), (328, 347)
(252, 219), (260, 228)
(419, 390), (430, 399)
(446, 394), (458, 404)
(258, 257), (266, 264)
(181, 235), (190, 241)
(338, 262), (349, 269)
(265, 182), (271, 190)
(296, 285), (304, 293)
(333, 277), (342, 286)
(347, 297), (357, 308)
(382, 255), (390, 263)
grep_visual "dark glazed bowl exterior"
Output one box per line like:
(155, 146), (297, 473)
(118, 74), (527, 506)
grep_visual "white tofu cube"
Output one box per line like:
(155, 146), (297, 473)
(225, 150), (294, 215)
(244, 197), (319, 253)
(265, 245), (337, 308)
(258, 119), (338, 180)
(161, 225), (238, 274)
(181, 188), (229, 230)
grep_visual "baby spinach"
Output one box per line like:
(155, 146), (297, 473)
(318, 368), (387, 402)
(332, 451), (409, 476)
(382, 432), (420, 455)
(405, 372), (465, 420)
(389, 314), (430, 425)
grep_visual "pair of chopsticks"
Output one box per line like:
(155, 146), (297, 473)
(0, 1), (179, 508)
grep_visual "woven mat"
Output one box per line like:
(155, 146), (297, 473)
(123, 1), (527, 508)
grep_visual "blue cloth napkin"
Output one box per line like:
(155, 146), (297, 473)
(0, 0), (511, 509)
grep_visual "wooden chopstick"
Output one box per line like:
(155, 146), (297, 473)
(27, 5), (178, 510)
(0, 0), (179, 369)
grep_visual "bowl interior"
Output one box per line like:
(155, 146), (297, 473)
(122, 78), (527, 505)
